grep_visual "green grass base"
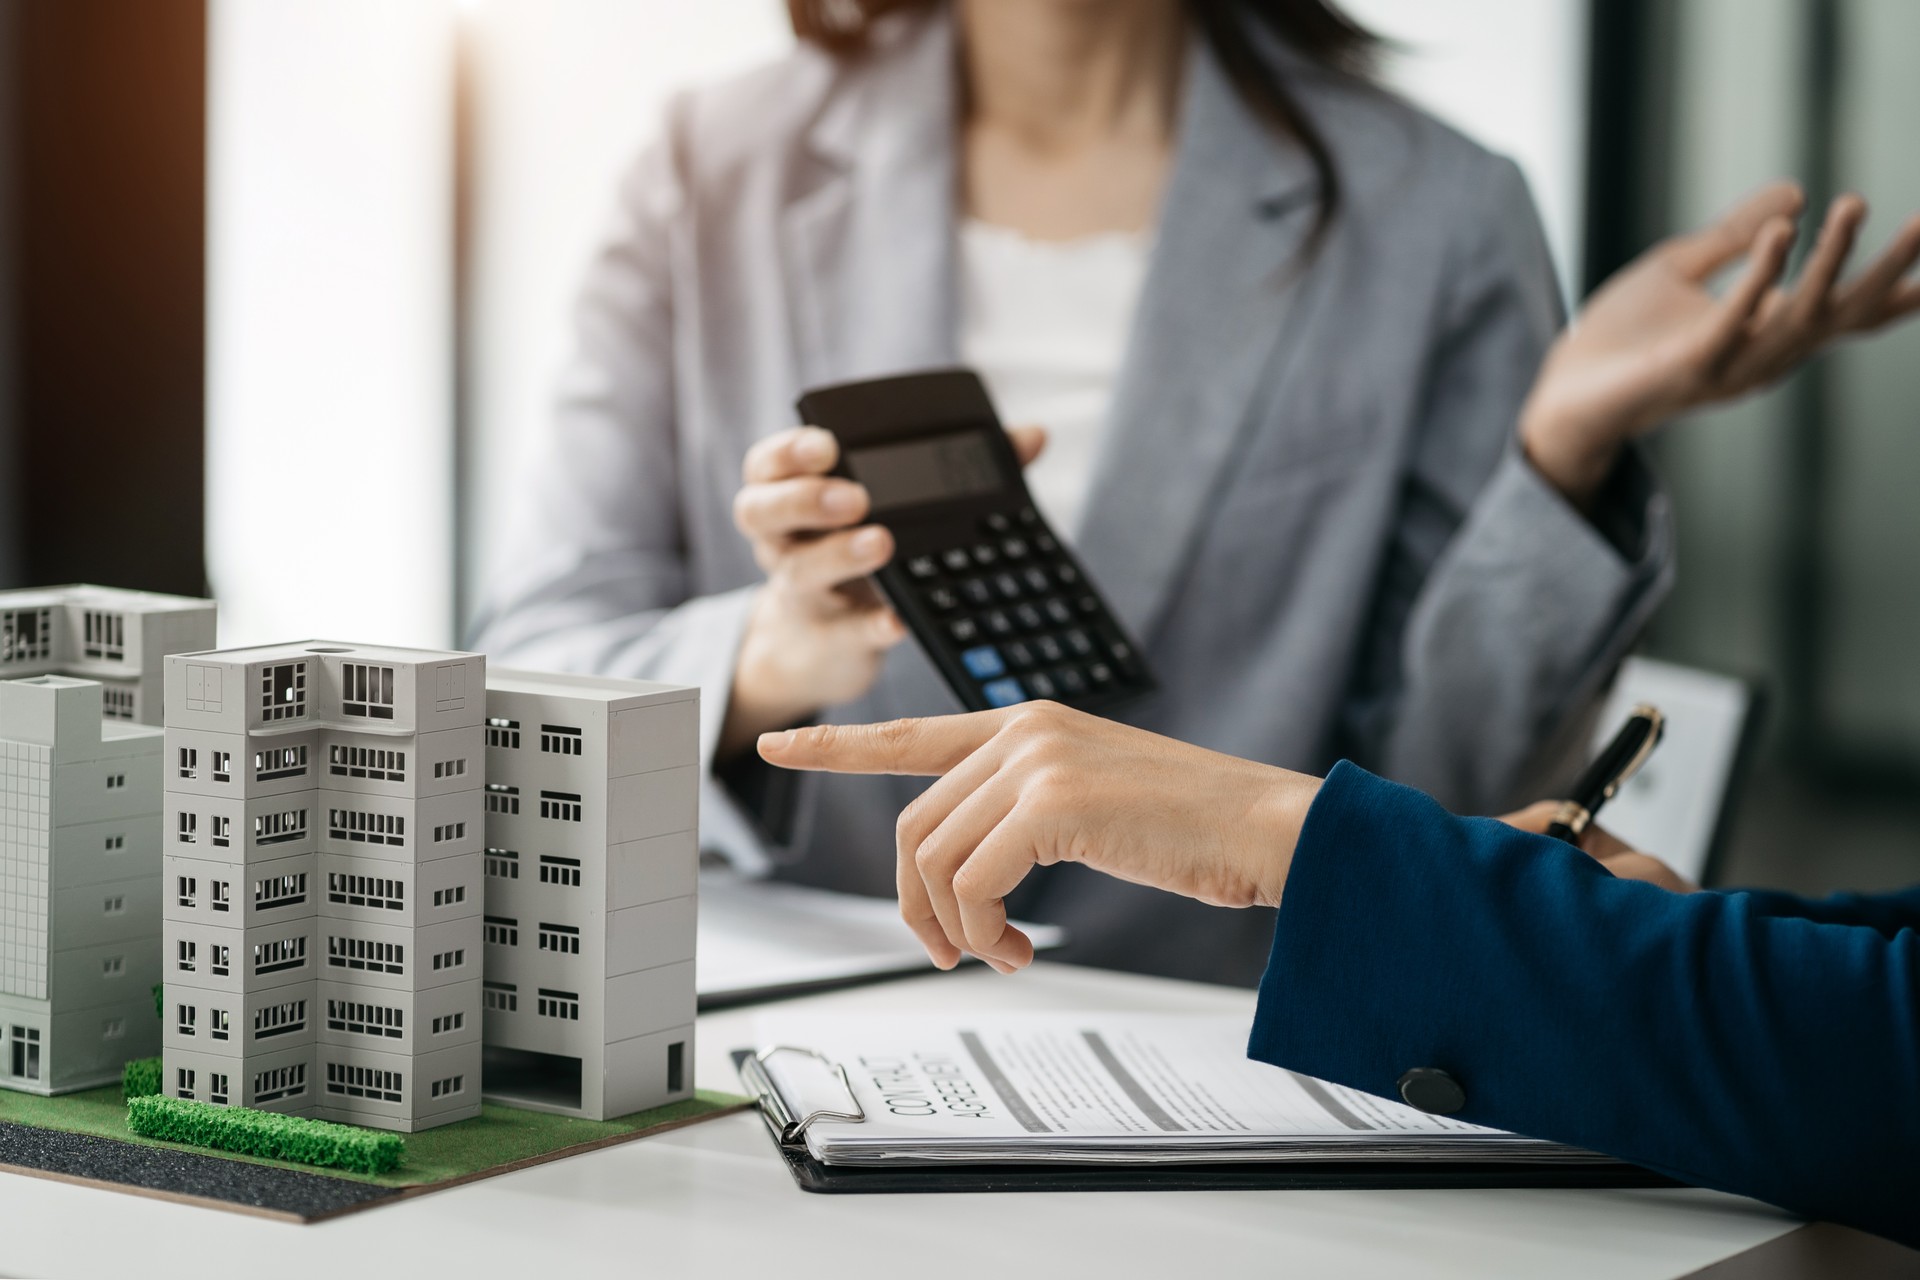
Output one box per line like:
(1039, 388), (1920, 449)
(0, 1083), (748, 1188)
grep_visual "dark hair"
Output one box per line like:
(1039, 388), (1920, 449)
(788, 0), (1381, 251)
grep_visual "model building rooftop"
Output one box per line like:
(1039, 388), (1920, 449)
(177, 639), (480, 665)
(487, 667), (698, 706)
(0, 584), (215, 614)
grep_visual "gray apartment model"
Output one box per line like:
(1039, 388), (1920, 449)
(161, 642), (485, 1131)
(1, 676), (163, 1095)
(480, 669), (697, 1120)
(0, 585), (217, 725)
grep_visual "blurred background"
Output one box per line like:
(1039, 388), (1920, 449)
(0, 0), (1915, 895)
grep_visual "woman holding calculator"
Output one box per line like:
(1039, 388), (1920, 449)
(474, 0), (1920, 984)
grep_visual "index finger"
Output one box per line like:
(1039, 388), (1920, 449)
(1665, 180), (1806, 280)
(759, 709), (1017, 776)
(743, 425), (838, 484)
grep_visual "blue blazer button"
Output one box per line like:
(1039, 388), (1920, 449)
(1397, 1068), (1466, 1115)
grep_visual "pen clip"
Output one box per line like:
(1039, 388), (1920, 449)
(1601, 703), (1665, 802)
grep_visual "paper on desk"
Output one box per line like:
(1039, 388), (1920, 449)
(697, 874), (1067, 1007)
(747, 1012), (1609, 1167)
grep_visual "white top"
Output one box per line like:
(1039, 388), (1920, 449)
(957, 219), (1152, 537)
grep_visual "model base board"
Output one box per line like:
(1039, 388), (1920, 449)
(0, 1081), (748, 1222)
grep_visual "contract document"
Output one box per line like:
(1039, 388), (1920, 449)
(744, 1012), (1611, 1167)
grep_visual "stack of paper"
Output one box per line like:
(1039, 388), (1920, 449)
(748, 1013), (1611, 1167)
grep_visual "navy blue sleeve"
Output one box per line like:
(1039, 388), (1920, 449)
(1250, 761), (1920, 1247)
(1734, 885), (1920, 937)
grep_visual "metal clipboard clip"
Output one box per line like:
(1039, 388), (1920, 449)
(741, 1044), (866, 1148)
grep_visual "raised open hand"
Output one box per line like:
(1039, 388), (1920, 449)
(1520, 181), (1920, 506)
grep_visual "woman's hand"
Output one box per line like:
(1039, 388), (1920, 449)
(758, 701), (1322, 973)
(719, 424), (1045, 757)
(1499, 801), (1699, 894)
(1520, 181), (1920, 508)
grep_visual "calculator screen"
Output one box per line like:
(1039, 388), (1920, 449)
(845, 432), (1004, 513)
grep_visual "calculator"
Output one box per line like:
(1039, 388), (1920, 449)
(796, 368), (1156, 715)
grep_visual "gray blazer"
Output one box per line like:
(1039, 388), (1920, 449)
(473, 8), (1673, 985)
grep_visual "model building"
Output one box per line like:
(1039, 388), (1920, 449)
(480, 669), (697, 1119)
(161, 642), (484, 1131)
(1, 676), (163, 1094)
(0, 585), (216, 725)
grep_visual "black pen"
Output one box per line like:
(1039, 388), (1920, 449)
(1547, 704), (1665, 844)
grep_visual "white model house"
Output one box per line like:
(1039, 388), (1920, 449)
(480, 670), (698, 1120)
(0, 585), (216, 724)
(1, 676), (164, 1095)
(161, 642), (485, 1131)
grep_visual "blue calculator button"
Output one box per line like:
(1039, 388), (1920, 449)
(961, 646), (1006, 679)
(982, 678), (1027, 708)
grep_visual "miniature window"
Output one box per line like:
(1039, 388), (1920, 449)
(178, 747), (198, 779)
(483, 982), (517, 1012)
(328, 807), (405, 846)
(211, 1009), (230, 1040)
(537, 989), (581, 1021)
(254, 872), (307, 910)
(540, 724), (584, 756)
(341, 662), (396, 718)
(539, 790), (583, 822)
(102, 1018), (126, 1040)
(432, 886), (466, 907)
(254, 808), (308, 845)
(211, 815), (231, 848)
(668, 1042), (685, 1093)
(433, 758), (467, 778)
(177, 876), (197, 908)
(328, 744), (404, 782)
(253, 999), (307, 1039)
(9, 1026), (42, 1080)
(209, 1073), (229, 1105)
(177, 1004), (196, 1036)
(538, 923), (581, 955)
(211, 881), (231, 912)
(212, 751), (232, 782)
(253, 1063), (306, 1103)
(261, 661), (307, 721)
(103, 894), (125, 915)
(430, 1075), (464, 1099)
(102, 687), (136, 719)
(252, 936), (308, 975)
(254, 744), (306, 781)
(538, 855), (583, 887)
(176, 940), (197, 972)
(485, 848), (520, 879)
(325, 1062), (402, 1102)
(210, 944), (231, 976)
(178, 812), (198, 843)
(432, 822), (466, 843)
(102, 955), (125, 977)
(486, 717), (520, 749)
(103, 834), (125, 852)
(485, 784), (519, 815)
(327, 872), (404, 911)
(484, 916), (518, 947)
(82, 609), (126, 660)
(176, 1067), (195, 1100)
(431, 1013), (464, 1035)
(326, 999), (403, 1039)
(327, 936), (404, 974)
(431, 948), (465, 971)
(1, 608), (51, 663)
(105, 772), (126, 790)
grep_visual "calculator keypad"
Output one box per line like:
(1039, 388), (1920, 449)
(902, 509), (1146, 710)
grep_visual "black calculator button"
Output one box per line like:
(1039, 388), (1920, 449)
(1035, 636), (1065, 663)
(984, 512), (1014, 535)
(984, 609), (1016, 637)
(907, 554), (939, 580)
(949, 618), (981, 644)
(994, 572), (1024, 600)
(1088, 662), (1116, 686)
(926, 586), (959, 612)
(1022, 566), (1050, 594)
(1001, 537), (1029, 560)
(1004, 641), (1036, 669)
(1055, 668), (1089, 697)
(1034, 532), (1059, 554)
(1015, 603), (1045, 631)
(971, 543), (999, 567)
(1077, 594), (1102, 615)
(1045, 598), (1075, 626)
(1053, 561), (1080, 585)
(1065, 629), (1095, 657)
(942, 548), (973, 573)
(1026, 671), (1058, 700)
(961, 577), (994, 606)
(1019, 506), (1041, 526)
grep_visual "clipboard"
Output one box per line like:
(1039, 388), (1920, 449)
(731, 1049), (1678, 1196)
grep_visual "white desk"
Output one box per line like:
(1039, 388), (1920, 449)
(0, 963), (1802, 1280)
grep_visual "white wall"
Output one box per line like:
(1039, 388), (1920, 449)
(206, 1), (460, 649)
